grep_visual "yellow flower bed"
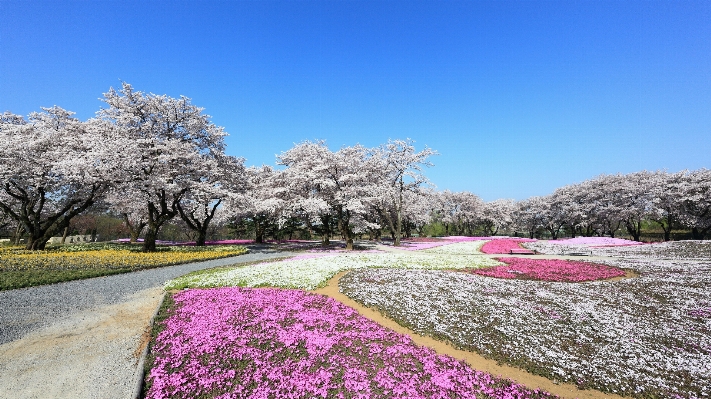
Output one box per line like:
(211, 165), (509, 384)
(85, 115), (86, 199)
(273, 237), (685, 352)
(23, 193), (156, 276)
(0, 247), (248, 271)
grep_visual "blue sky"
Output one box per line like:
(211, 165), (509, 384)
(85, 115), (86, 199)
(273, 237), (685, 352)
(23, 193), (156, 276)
(1, 0), (709, 201)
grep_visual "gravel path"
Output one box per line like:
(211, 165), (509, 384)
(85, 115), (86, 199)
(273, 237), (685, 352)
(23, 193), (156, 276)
(0, 247), (292, 399)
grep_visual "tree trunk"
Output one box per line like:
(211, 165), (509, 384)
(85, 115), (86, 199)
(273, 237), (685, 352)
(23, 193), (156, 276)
(338, 208), (354, 250)
(13, 224), (23, 246)
(626, 220), (642, 242)
(196, 230), (207, 246)
(547, 226), (559, 240)
(143, 225), (158, 252)
(394, 180), (403, 246)
(656, 214), (673, 241)
(61, 226), (69, 244)
(255, 219), (265, 244)
(122, 213), (146, 244)
(320, 215), (331, 246)
(177, 200), (220, 247)
(142, 191), (181, 252)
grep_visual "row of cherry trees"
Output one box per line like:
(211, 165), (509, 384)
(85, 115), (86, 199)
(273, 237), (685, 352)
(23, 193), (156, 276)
(2, 84), (708, 251)
(435, 170), (711, 241)
(511, 170), (711, 240)
(0, 83), (436, 251)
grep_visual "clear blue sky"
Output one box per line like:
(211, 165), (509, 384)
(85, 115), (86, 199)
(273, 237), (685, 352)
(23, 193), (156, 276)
(1, 0), (709, 201)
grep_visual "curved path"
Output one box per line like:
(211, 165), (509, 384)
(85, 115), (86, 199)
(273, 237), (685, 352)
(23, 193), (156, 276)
(0, 247), (293, 399)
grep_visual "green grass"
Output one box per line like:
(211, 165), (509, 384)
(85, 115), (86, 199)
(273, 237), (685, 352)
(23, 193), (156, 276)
(142, 293), (176, 398)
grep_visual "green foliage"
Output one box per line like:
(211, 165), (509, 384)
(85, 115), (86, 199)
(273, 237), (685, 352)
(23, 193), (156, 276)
(141, 293), (177, 397)
(420, 222), (447, 237)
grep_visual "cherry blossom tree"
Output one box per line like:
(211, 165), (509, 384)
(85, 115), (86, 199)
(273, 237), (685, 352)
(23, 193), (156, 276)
(99, 83), (228, 252)
(277, 141), (381, 249)
(375, 139), (437, 246)
(480, 199), (515, 236)
(649, 171), (684, 241)
(676, 169), (711, 239)
(228, 165), (286, 244)
(176, 155), (247, 246)
(0, 108), (129, 250)
(513, 197), (545, 239)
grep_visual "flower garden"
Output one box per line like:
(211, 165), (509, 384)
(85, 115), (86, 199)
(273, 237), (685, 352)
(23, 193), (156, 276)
(142, 236), (710, 399)
(0, 243), (248, 290)
(145, 288), (556, 399)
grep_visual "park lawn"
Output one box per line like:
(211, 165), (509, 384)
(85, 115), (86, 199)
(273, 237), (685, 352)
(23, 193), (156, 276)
(0, 244), (248, 290)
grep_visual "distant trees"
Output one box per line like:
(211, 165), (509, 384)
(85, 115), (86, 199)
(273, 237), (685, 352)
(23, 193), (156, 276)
(505, 170), (711, 241)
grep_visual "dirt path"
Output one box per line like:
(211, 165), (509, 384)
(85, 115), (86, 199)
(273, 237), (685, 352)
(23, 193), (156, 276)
(312, 270), (630, 399)
(0, 287), (163, 399)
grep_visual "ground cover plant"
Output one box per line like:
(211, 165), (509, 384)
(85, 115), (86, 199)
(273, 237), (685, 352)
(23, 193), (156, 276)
(340, 258), (711, 399)
(480, 239), (537, 254)
(0, 244), (248, 290)
(164, 251), (502, 290)
(144, 287), (557, 399)
(551, 237), (643, 247)
(422, 241), (486, 255)
(528, 239), (711, 260)
(393, 236), (505, 251)
(472, 258), (627, 282)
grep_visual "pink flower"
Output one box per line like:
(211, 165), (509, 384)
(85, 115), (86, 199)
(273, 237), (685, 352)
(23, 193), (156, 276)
(145, 287), (557, 399)
(480, 239), (536, 254)
(472, 258), (626, 282)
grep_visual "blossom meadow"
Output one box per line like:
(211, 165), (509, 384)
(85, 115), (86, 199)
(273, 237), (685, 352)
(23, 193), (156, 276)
(340, 258), (711, 399)
(422, 241), (486, 255)
(164, 252), (502, 290)
(145, 287), (557, 399)
(527, 239), (711, 260)
(472, 258), (627, 282)
(480, 239), (537, 254)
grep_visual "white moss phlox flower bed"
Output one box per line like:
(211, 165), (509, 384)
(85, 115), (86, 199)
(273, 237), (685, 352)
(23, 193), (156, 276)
(422, 240), (487, 255)
(340, 258), (711, 399)
(164, 252), (502, 291)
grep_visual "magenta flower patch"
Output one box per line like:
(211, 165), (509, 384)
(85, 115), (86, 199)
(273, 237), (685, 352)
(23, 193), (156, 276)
(473, 258), (626, 282)
(146, 288), (557, 399)
(480, 239), (536, 254)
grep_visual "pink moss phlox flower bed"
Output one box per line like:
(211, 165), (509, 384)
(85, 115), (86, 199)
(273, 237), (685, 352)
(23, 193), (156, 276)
(550, 237), (643, 247)
(480, 239), (537, 254)
(442, 236), (512, 241)
(473, 258), (626, 282)
(146, 288), (557, 399)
